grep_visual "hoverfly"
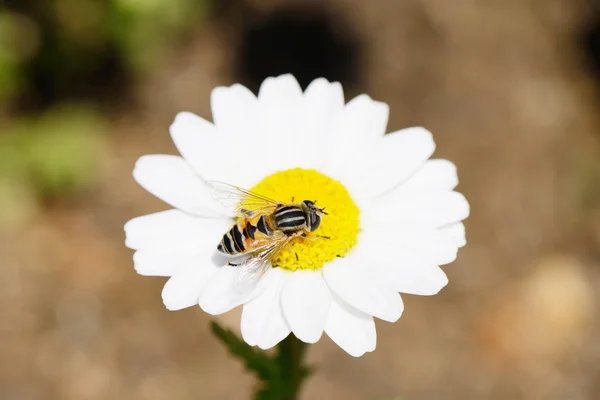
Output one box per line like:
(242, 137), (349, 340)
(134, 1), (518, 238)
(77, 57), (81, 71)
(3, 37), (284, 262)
(207, 181), (328, 295)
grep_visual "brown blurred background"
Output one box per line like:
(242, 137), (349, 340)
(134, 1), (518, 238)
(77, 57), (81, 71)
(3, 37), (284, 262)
(2, 0), (600, 399)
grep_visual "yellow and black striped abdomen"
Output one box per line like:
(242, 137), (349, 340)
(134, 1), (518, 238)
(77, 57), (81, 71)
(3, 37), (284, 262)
(217, 215), (276, 256)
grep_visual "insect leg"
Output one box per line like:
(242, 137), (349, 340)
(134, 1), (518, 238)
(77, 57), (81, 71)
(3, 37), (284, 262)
(287, 244), (299, 261)
(301, 233), (330, 240)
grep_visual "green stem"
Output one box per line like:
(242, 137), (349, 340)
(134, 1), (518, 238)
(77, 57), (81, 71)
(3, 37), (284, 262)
(276, 334), (309, 400)
(211, 321), (312, 400)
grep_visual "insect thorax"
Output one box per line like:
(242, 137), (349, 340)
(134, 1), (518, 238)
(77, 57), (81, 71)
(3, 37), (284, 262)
(273, 205), (307, 233)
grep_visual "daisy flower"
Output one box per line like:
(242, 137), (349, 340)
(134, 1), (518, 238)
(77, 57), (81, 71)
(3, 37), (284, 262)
(124, 74), (469, 357)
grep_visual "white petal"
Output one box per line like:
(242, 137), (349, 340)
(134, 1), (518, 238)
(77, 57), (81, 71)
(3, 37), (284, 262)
(133, 247), (207, 277)
(375, 258), (449, 296)
(393, 265), (448, 296)
(124, 209), (229, 251)
(321, 95), (389, 176)
(324, 296), (376, 357)
(169, 112), (236, 184)
(360, 225), (459, 266)
(240, 268), (288, 346)
(440, 222), (466, 248)
(304, 78), (344, 108)
(348, 238), (450, 295)
(400, 159), (458, 191)
(297, 78), (345, 168)
(258, 74), (303, 103)
(323, 258), (404, 322)
(210, 83), (259, 138)
(198, 264), (269, 316)
(257, 304), (291, 350)
(132, 155), (224, 217)
(363, 191), (470, 229)
(256, 75), (305, 171)
(210, 84), (266, 187)
(161, 264), (219, 311)
(281, 269), (331, 343)
(339, 127), (435, 199)
(199, 265), (246, 315)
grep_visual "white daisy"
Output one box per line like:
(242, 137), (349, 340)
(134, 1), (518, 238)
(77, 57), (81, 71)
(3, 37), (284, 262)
(124, 74), (469, 357)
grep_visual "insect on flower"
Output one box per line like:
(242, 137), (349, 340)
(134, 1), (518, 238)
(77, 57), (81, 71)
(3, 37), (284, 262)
(209, 181), (329, 294)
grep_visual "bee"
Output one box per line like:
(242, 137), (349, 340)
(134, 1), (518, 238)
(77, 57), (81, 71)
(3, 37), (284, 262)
(207, 181), (328, 294)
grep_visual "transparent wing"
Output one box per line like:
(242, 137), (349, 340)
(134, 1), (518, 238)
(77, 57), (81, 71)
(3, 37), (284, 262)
(232, 236), (292, 296)
(206, 180), (281, 217)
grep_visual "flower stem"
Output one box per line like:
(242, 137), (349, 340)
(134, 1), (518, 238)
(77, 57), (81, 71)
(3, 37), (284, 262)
(276, 334), (309, 400)
(210, 321), (312, 399)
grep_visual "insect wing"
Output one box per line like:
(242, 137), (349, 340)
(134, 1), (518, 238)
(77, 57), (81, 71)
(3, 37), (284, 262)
(206, 180), (280, 217)
(232, 236), (291, 296)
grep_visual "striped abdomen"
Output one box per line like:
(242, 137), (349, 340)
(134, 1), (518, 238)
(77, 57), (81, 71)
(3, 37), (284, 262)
(217, 215), (276, 255)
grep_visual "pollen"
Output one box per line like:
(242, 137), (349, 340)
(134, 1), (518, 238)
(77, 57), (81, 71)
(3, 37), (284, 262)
(247, 168), (360, 271)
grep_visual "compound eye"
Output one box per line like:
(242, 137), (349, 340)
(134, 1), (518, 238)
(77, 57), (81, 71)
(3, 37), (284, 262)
(303, 200), (315, 207)
(309, 213), (321, 231)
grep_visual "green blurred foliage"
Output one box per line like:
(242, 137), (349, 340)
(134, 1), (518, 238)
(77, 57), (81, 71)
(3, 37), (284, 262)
(110, 0), (207, 71)
(0, 0), (208, 108)
(0, 105), (107, 230)
(0, 10), (34, 102)
(22, 105), (107, 196)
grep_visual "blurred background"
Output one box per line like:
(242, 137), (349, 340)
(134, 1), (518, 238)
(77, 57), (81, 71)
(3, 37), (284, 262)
(2, 0), (600, 398)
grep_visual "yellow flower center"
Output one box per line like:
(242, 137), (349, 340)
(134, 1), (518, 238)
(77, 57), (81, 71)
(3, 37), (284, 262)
(247, 168), (360, 271)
